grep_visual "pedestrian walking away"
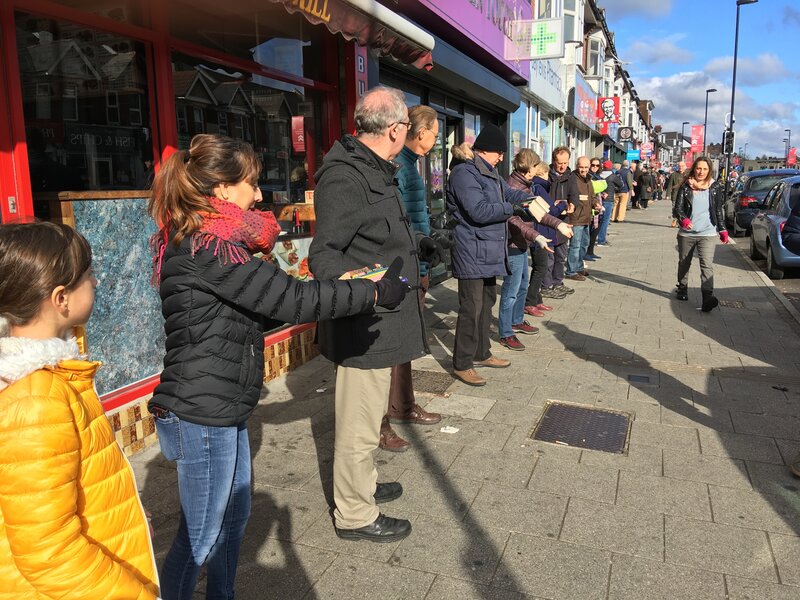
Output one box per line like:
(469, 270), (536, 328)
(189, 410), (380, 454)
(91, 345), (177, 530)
(310, 86), (431, 544)
(672, 156), (728, 311)
(147, 133), (410, 597)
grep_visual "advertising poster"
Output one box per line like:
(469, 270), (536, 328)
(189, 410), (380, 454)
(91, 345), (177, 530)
(596, 97), (620, 135)
(690, 125), (704, 153)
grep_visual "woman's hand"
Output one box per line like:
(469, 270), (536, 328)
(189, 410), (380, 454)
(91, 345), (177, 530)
(534, 236), (555, 253)
(557, 223), (574, 239)
(719, 230), (730, 244)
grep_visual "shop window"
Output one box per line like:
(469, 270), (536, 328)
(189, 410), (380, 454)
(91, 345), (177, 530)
(510, 102), (527, 158)
(47, 1), (144, 24)
(106, 91), (120, 124)
(540, 115), (552, 162)
(464, 110), (480, 146)
(172, 52), (323, 206)
(15, 12), (153, 212)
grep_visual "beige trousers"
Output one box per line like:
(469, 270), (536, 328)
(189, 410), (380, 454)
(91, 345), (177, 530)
(613, 192), (629, 222)
(333, 365), (391, 529)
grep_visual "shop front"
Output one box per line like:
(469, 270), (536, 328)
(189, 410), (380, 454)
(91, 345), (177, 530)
(0, 0), (433, 454)
(565, 69), (599, 162)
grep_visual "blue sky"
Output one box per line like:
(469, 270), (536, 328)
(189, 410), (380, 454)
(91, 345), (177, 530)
(602, 0), (798, 158)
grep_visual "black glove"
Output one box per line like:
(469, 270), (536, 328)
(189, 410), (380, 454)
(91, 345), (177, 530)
(430, 229), (454, 251)
(418, 236), (446, 268)
(511, 200), (533, 220)
(374, 257), (410, 310)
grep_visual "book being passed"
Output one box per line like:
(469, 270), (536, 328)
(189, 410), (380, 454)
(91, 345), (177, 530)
(354, 266), (388, 281)
(523, 196), (551, 222)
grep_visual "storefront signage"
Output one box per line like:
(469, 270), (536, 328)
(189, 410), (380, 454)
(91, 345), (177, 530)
(66, 125), (138, 150)
(291, 116), (306, 153)
(641, 141), (653, 158)
(283, 0), (330, 23)
(572, 72), (597, 130)
(505, 18), (562, 60)
(618, 126), (633, 142)
(626, 149), (640, 161)
(596, 96), (620, 135)
(416, 0), (532, 80)
(528, 58), (563, 110)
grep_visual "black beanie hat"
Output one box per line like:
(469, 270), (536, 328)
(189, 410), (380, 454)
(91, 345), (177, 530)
(473, 124), (506, 153)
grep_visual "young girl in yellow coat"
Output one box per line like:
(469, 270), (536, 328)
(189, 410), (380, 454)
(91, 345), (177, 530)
(0, 222), (159, 599)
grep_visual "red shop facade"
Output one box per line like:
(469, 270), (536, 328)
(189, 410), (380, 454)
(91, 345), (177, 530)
(0, 0), (433, 454)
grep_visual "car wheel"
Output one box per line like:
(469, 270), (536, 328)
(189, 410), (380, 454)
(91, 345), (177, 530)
(767, 244), (784, 280)
(749, 234), (761, 259)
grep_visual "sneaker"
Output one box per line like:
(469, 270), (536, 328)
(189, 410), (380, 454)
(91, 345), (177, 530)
(512, 321), (539, 334)
(584, 255), (597, 261)
(523, 305), (545, 317)
(475, 355), (511, 368)
(597, 241), (612, 246)
(541, 287), (568, 299)
(499, 335), (525, 351)
(554, 284), (575, 295)
(676, 285), (688, 301)
(701, 294), (719, 313)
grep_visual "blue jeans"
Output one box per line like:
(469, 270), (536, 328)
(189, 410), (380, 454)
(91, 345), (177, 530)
(498, 249), (529, 338)
(597, 200), (614, 244)
(567, 225), (590, 275)
(156, 414), (252, 600)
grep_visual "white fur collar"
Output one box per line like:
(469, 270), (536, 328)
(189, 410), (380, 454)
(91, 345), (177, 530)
(0, 335), (82, 390)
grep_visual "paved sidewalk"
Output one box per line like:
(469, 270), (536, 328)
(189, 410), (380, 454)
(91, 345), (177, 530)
(132, 199), (800, 599)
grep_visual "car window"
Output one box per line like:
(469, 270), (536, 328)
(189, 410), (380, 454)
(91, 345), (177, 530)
(747, 175), (788, 193)
(790, 184), (800, 213)
(762, 185), (780, 210)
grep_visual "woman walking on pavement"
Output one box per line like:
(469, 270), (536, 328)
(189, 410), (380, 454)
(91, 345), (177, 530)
(673, 156), (729, 312)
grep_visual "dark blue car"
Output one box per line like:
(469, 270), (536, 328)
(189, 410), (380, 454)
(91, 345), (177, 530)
(724, 169), (800, 236)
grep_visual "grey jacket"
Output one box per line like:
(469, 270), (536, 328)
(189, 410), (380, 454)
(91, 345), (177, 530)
(309, 136), (428, 368)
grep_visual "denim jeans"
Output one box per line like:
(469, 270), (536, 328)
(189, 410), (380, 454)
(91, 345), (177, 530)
(566, 225), (590, 275)
(597, 200), (615, 244)
(498, 249), (529, 338)
(156, 414), (252, 600)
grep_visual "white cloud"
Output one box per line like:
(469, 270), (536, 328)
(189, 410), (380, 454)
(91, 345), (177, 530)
(705, 53), (793, 87)
(625, 34), (693, 65)
(600, 0), (673, 19)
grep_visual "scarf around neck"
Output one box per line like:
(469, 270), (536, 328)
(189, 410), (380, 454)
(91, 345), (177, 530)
(688, 177), (714, 191)
(152, 196), (280, 283)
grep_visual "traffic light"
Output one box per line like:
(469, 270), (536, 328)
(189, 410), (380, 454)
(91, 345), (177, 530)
(723, 130), (736, 155)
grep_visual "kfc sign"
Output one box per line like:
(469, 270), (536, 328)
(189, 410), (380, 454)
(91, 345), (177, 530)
(596, 97), (620, 135)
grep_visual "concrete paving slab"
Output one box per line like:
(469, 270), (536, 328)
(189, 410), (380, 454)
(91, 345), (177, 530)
(251, 449), (326, 490)
(560, 498), (664, 559)
(446, 446), (537, 489)
(491, 533), (611, 599)
(245, 485), (331, 542)
(595, 395), (661, 423)
(376, 440), (463, 475)
(579, 445), (663, 477)
(423, 576), (532, 600)
(698, 430), (784, 463)
(746, 460), (800, 496)
(726, 577), (800, 600)
(768, 532), (800, 587)
(665, 516), (777, 581)
(709, 484), (800, 536)
(390, 514), (510, 584)
(390, 469), (483, 522)
(503, 429), (583, 461)
(482, 400), (544, 426)
(629, 421), (701, 453)
(309, 554), (436, 599)
(731, 412), (800, 441)
(293, 511), (405, 562)
(527, 457), (619, 504)
(617, 471), (712, 521)
(422, 393), (496, 420)
(662, 450), (751, 489)
(607, 554), (726, 600)
(467, 486), (567, 539)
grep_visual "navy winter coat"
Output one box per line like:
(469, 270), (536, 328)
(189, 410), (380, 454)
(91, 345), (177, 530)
(446, 155), (530, 279)
(395, 145), (431, 277)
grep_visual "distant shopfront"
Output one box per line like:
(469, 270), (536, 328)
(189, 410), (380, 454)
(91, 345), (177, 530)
(0, 0), (432, 453)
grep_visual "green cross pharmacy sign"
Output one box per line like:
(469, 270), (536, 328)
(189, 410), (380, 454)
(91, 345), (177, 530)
(504, 18), (564, 61)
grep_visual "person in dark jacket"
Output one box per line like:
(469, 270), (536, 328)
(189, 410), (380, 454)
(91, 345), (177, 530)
(540, 146), (574, 299)
(565, 156), (598, 280)
(147, 134), (409, 598)
(672, 156), (728, 311)
(309, 87), (437, 543)
(597, 160), (622, 245)
(638, 165), (655, 209)
(446, 124), (531, 387)
(380, 104), (443, 453)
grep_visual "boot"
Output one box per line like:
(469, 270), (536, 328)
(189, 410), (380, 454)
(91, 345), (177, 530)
(701, 291), (719, 313)
(379, 416), (409, 452)
(676, 284), (688, 301)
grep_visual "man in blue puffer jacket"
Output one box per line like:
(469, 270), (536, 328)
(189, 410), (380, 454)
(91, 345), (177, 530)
(447, 124), (531, 386)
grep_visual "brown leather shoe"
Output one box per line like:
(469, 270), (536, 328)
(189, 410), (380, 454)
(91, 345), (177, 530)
(565, 274), (586, 281)
(475, 355), (511, 368)
(389, 403), (442, 425)
(379, 419), (409, 452)
(579, 270), (589, 276)
(453, 368), (486, 386)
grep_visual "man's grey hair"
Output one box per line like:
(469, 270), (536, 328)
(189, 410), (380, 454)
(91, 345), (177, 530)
(354, 87), (407, 136)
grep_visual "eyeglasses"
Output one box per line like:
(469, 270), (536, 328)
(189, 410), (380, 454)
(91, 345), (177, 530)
(392, 121), (411, 129)
(590, 163), (600, 168)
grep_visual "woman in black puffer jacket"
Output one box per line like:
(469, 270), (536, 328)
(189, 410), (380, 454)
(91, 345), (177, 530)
(146, 134), (408, 600)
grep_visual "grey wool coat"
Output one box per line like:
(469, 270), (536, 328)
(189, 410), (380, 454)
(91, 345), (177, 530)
(308, 135), (429, 368)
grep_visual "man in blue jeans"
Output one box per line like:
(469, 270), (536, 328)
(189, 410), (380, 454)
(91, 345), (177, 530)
(597, 160), (622, 246)
(565, 156), (597, 281)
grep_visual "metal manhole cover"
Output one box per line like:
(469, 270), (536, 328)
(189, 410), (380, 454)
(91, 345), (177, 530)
(531, 401), (632, 454)
(719, 300), (745, 309)
(411, 369), (454, 395)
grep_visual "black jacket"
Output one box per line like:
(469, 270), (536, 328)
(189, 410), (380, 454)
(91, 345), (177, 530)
(150, 234), (377, 426)
(309, 136), (428, 368)
(673, 180), (725, 232)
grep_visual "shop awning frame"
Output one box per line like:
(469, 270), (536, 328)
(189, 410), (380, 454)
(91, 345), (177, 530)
(272, 0), (434, 70)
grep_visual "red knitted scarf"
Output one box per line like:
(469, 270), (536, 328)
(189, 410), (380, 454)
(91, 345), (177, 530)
(152, 197), (280, 284)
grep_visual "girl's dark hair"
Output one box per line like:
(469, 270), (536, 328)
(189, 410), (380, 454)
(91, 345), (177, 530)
(684, 155), (714, 185)
(0, 222), (92, 327)
(148, 134), (261, 245)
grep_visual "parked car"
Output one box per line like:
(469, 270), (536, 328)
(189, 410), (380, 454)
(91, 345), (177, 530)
(749, 176), (800, 279)
(724, 168), (800, 236)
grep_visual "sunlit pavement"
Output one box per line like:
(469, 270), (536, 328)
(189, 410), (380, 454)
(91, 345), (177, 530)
(131, 199), (800, 599)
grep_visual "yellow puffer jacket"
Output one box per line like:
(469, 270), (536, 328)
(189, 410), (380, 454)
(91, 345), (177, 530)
(0, 337), (159, 599)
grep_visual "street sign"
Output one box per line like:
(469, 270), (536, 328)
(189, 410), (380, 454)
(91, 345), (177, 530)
(505, 19), (563, 60)
(626, 149), (640, 161)
(618, 127), (633, 142)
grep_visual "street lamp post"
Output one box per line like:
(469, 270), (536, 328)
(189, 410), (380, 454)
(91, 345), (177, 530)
(743, 142), (748, 158)
(725, 0), (758, 194)
(703, 88), (717, 155)
(785, 128), (792, 165)
(680, 121), (689, 163)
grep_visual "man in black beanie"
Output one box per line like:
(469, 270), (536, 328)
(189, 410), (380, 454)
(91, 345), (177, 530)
(446, 124), (533, 386)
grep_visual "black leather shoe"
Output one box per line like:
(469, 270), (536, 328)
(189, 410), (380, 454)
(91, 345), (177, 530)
(335, 514), (412, 543)
(374, 482), (403, 504)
